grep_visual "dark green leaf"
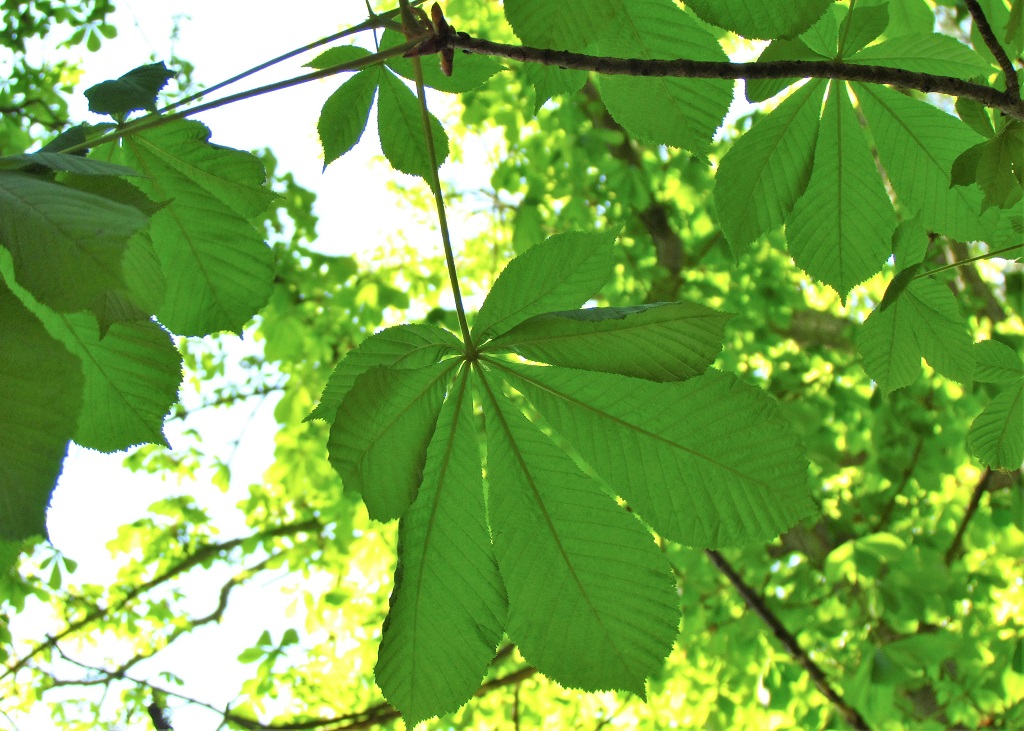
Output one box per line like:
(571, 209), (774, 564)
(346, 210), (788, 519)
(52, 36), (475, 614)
(84, 62), (175, 118)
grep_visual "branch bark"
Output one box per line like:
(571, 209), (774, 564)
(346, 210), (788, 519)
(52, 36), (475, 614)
(963, 0), (1021, 96)
(437, 33), (1024, 120)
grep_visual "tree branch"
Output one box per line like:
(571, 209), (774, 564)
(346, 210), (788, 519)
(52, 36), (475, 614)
(944, 469), (992, 565)
(963, 0), (1021, 97)
(704, 549), (871, 730)
(1, 518), (321, 682)
(439, 33), (1024, 120)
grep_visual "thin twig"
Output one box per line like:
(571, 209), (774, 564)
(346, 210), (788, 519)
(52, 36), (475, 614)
(963, 0), (1021, 97)
(705, 550), (872, 730)
(439, 33), (1024, 120)
(914, 243), (1024, 279)
(945, 469), (991, 565)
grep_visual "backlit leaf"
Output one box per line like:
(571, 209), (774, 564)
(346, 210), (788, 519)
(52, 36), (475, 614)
(377, 70), (448, 180)
(849, 34), (993, 79)
(968, 380), (1024, 469)
(684, 0), (833, 39)
(973, 340), (1024, 384)
(316, 53), (378, 168)
(84, 62), (174, 118)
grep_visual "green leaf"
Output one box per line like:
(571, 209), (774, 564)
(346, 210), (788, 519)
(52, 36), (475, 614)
(838, 2), (889, 56)
(522, 64), (587, 112)
(84, 62), (175, 118)
(891, 215), (930, 270)
(481, 375), (678, 694)
(318, 66), (379, 169)
(787, 82), (896, 300)
(595, 0), (732, 156)
(0, 171), (148, 312)
(376, 371), (506, 725)
(472, 230), (617, 343)
(714, 79), (827, 255)
(884, 0), (936, 37)
(328, 363), (455, 522)
(307, 324), (463, 423)
(306, 45), (371, 70)
(0, 152), (137, 177)
(745, 39), (827, 103)
(101, 119), (276, 335)
(800, 6), (841, 57)
(854, 83), (996, 243)
(684, 0), (833, 39)
(952, 122), (1024, 211)
(0, 279), (83, 541)
(485, 302), (731, 381)
(973, 340), (1024, 384)
(503, 0), (621, 52)
(967, 382), (1024, 468)
(376, 70), (449, 180)
(496, 362), (814, 548)
(858, 276), (975, 392)
(381, 29), (504, 94)
(848, 34), (994, 79)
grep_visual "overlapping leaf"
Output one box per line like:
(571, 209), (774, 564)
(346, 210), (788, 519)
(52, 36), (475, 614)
(848, 34), (993, 79)
(968, 340), (1024, 469)
(0, 279), (82, 541)
(858, 276), (975, 392)
(786, 82), (896, 299)
(376, 70), (449, 179)
(684, 0), (832, 39)
(311, 47), (378, 167)
(595, 0), (733, 156)
(99, 118), (276, 335)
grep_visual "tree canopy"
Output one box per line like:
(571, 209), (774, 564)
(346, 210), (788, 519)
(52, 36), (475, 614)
(1, 0), (1022, 729)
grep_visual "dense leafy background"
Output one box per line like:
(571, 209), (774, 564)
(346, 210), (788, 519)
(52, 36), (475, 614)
(0, 0), (1022, 729)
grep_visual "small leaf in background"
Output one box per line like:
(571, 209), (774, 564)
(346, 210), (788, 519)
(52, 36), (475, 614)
(472, 230), (616, 342)
(858, 276), (975, 392)
(485, 301), (731, 381)
(522, 64), (587, 112)
(497, 362), (814, 548)
(377, 70), (448, 180)
(595, 0), (732, 157)
(0, 171), (148, 312)
(684, 0), (833, 39)
(786, 82), (896, 300)
(482, 377), (678, 695)
(715, 79), (826, 255)
(328, 363), (455, 521)
(0, 279), (83, 541)
(376, 371), (506, 725)
(84, 62), (175, 119)
(307, 324), (463, 423)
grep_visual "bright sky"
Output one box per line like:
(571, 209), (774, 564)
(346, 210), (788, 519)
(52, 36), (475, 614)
(8, 2), (447, 729)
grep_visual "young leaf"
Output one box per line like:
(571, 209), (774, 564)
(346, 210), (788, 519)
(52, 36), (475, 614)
(376, 70), (449, 180)
(714, 79), (827, 256)
(858, 276), (975, 392)
(100, 119), (276, 335)
(84, 62), (175, 118)
(967, 380), (1024, 469)
(848, 34), (994, 79)
(787, 82), (896, 300)
(376, 370), (506, 726)
(973, 340), (1024, 384)
(951, 122), (1024, 211)
(307, 324), (463, 423)
(484, 302), (731, 381)
(480, 373), (679, 695)
(328, 362), (456, 522)
(0, 279), (83, 541)
(0, 171), (148, 312)
(472, 230), (617, 343)
(853, 82), (995, 243)
(495, 361), (814, 548)
(595, 0), (733, 156)
(315, 49), (379, 169)
(684, 0), (832, 39)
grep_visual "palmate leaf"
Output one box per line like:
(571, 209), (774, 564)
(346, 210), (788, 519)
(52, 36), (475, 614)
(0, 279), (83, 541)
(485, 302), (731, 381)
(375, 370), (506, 726)
(858, 276), (975, 392)
(745, 39), (827, 103)
(99, 118), (276, 336)
(0, 171), (148, 312)
(595, 0), (733, 156)
(714, 79), (827, 255)
(968, 380), (1024, 469)
(328, 362), (456, 521)
(493, 361), (814, 548)
(84, 62), (175, 118)
(480, 373), (679, 695)
(848, 34), (993, 79)
(377, 70), (449, 180)
(503, 0), (622, 53)
(380, 29), (504, 94)
(310, 47), (378, 168)
(684, 0), (833, 39)
(786, 82), (896, 300)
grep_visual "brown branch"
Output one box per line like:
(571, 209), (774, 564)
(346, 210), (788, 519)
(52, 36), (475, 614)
(963, 0), (1021, 97)
(438, 34), (1024, 120)
(704, 550), (872, 730)
(945, 469), (992, 565)
(1, 518), (321, 682)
